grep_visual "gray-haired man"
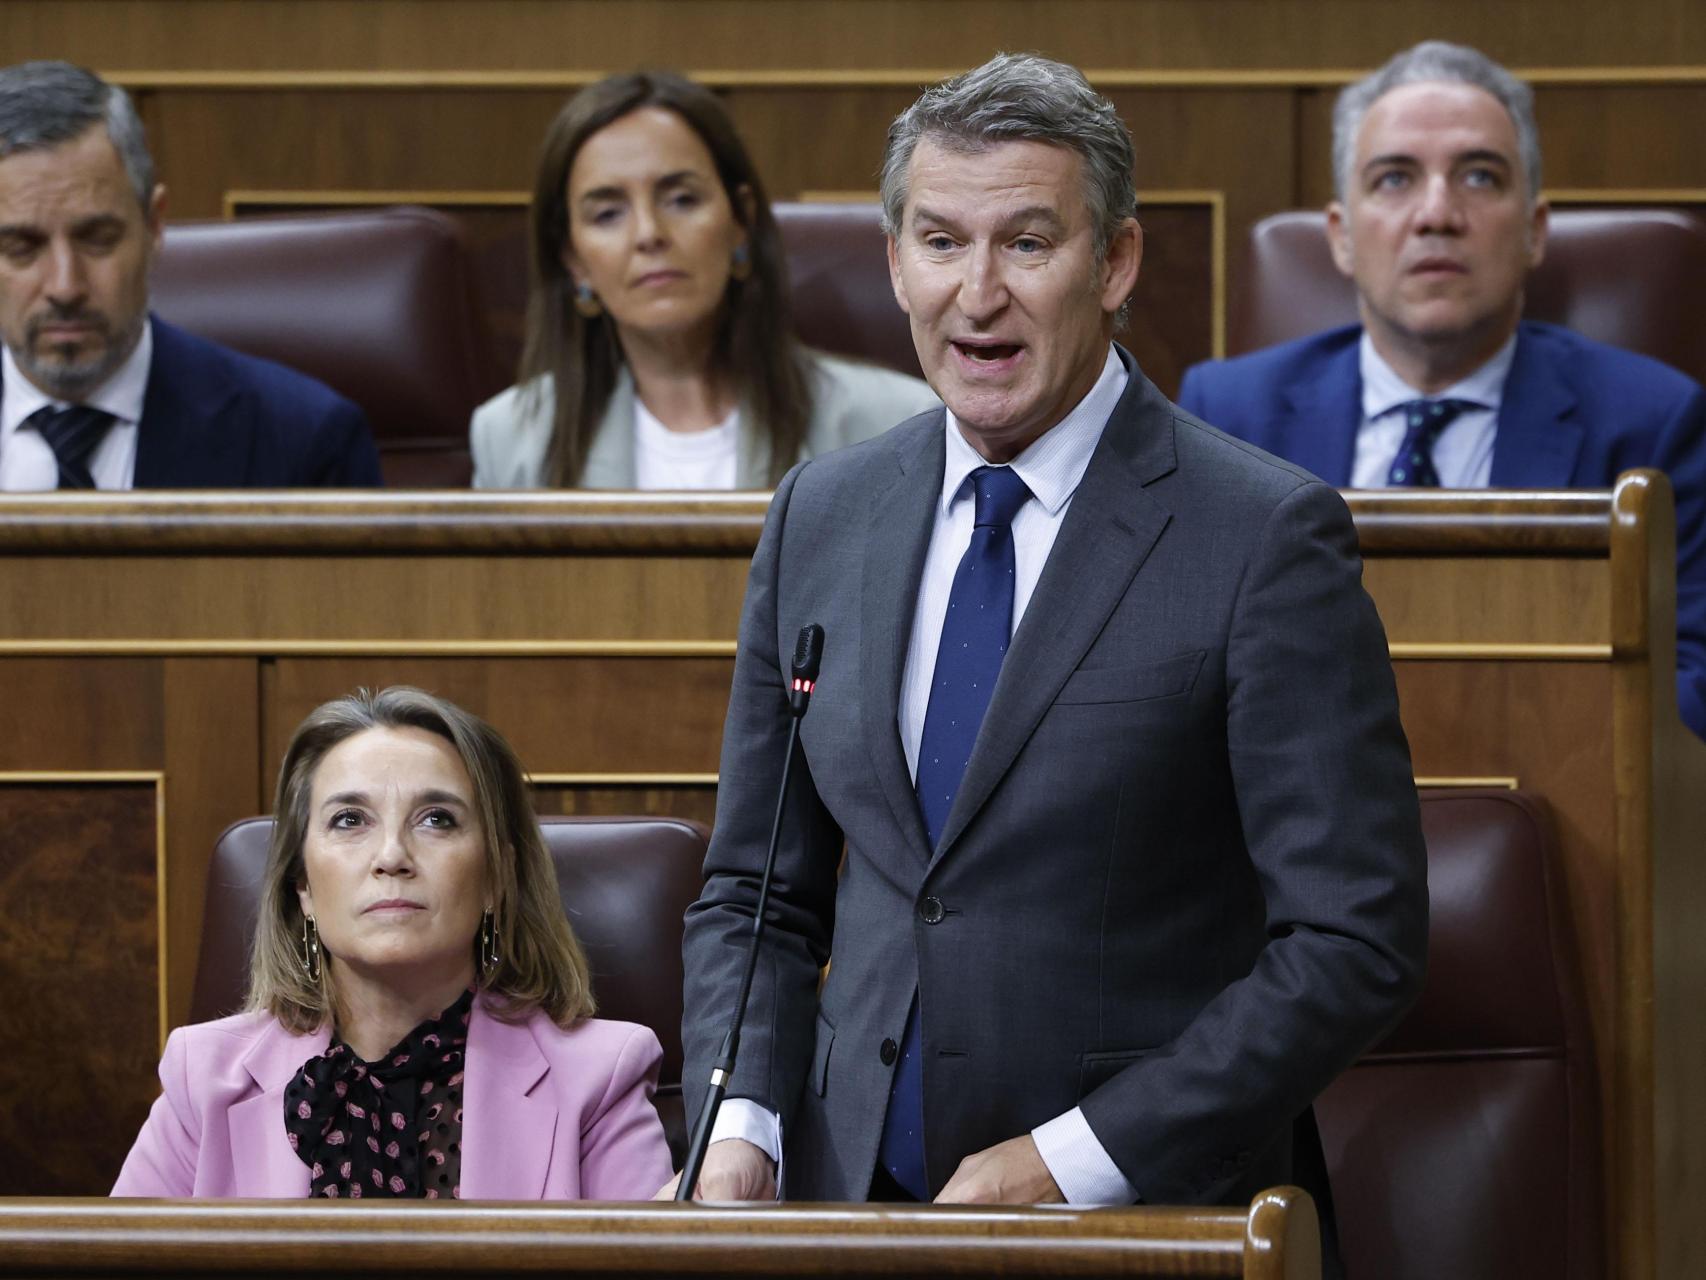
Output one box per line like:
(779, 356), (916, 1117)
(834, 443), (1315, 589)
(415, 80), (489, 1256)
(678, 53), (1427, 1239)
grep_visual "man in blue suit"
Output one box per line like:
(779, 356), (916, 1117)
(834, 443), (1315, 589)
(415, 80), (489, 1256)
(0, 61), (379, 490)
(1178, 41), (1706, 740)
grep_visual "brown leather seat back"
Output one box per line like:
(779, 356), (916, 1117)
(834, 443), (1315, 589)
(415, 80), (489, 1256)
(775, 202), (922, 377)
(1317, 789), (1602, 1280)
(1231, 207), (1706, 386)
(151, 208), (503, 486)
(193, 814), (706, 1157)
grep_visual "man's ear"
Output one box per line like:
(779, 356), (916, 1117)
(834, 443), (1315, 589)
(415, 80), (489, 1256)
(1526, 196), (1550, 271)
(1325, 200), (1355, 279)
(1099, 218), (1142, 314)
(886, 235), (911, 315)
(146, 184), (167, 253)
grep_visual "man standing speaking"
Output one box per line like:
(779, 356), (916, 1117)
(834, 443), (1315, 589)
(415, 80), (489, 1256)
(679, 53), (1427, 1243)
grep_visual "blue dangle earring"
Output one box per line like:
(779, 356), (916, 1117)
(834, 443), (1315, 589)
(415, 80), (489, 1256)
(729, 243), (752, 282)
(574, 282), (603, 318)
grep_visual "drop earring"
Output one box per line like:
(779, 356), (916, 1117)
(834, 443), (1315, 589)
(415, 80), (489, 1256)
(299, 915), (322, 982)
(729, 243), (752, 282)
(574, 282), (603, 318)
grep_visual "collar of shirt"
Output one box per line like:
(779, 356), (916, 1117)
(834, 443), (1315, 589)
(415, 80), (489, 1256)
(1, 317), (154, 440)
(938, 345), (1127, 516)
(1359, 328), (1515, 421)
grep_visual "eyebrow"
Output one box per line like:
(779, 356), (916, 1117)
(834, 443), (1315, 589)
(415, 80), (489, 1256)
(576, 169), (704, 206)
(319, 788), (470, 810)
(1363, 148), (1514, 174)
(909, 203), (1069, 237)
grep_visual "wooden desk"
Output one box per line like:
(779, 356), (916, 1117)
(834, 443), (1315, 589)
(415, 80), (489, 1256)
(0, 481), (1699, 1279)
(0, 1192), (1321, 1279)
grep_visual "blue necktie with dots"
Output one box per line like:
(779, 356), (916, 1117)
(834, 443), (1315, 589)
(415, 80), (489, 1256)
(878, 464), (1032, 1200)
(1385, 398), (1478, 488)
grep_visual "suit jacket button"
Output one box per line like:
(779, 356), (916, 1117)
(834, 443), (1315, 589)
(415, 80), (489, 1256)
(880, 1038), (898, 1065)
(920, 896), (945, 924)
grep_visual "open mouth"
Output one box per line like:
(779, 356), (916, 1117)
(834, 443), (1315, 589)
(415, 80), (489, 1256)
(953, 341), (1023, 364)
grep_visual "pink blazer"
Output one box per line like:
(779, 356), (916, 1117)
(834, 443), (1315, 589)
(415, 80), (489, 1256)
(112, 1000), (673, 1199)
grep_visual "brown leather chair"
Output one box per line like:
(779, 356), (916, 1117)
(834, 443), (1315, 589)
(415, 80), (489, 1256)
(151, 208), (504, 487)
(1230, 207), (1706, 387)
(1317, 788), (1602, 1280)
(191, 814), (707, 1158)
(775, 202), (922, 379)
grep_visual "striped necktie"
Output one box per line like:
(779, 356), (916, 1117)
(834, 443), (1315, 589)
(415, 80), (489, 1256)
(25, 403), (118, 490)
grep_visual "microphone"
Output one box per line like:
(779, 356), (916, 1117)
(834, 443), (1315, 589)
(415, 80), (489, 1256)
(789, 623), (824, 716)
(677, 623), (825, 1201)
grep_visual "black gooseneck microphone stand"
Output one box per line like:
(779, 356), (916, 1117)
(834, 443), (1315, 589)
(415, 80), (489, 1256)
(675, 623), (825, 1201)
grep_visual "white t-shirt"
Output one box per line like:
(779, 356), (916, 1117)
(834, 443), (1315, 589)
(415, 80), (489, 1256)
(632, 396), (739, 490)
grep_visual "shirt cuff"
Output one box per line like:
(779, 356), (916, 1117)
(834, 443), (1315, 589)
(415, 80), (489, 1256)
(1031, 1107), (1139, 1205)
(708, 1097), (784, 1198)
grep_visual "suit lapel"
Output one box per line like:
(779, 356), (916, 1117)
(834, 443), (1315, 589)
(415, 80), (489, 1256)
(581, 373), (638, 489)
(860, 421), (945, 869)
(930, 370), (1176, 866)
(1488, 328), (1583, 486)
(460, 1001), (556, 1199)
(229, 1019), (328, 1196)
(1278, 340), (1361, 486)
(132, 318), (249, 487)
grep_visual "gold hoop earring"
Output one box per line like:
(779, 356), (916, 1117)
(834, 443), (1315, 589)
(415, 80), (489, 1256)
(479, 907), (500, 976)
(573, 283), (603, 318)
(299, 915), (322, 982)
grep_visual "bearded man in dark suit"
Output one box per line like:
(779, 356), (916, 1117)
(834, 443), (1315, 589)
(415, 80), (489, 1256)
(0, 61), (378, 490)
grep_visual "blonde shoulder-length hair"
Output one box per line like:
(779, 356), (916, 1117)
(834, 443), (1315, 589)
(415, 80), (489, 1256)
(247, 686), (595, 1033)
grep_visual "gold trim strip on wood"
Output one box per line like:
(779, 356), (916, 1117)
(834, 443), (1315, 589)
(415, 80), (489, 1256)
(1547, 188), (1706, 204)
(109, 67), (1706, 92)
(0, 772), (170, 1052)
(1416, 776), (1521, 790)
(1389, 642), (1612, 660)
(529, 773), (719, 787)
(0, 640), (739, 658)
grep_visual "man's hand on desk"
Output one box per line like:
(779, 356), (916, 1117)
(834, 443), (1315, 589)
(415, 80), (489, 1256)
(934, 1133), (1065, 1205)
(654, 1138), (777, 1201)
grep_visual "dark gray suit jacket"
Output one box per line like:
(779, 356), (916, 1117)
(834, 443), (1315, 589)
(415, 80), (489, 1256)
(682, 350), (1428, 1207)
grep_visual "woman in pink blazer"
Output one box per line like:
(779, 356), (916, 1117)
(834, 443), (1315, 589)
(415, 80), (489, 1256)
(114, 687), (673, 1200)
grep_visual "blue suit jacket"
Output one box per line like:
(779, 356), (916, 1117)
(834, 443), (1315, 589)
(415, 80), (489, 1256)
(1178, 321), (1706, 739)
(3, 316), (381, 488)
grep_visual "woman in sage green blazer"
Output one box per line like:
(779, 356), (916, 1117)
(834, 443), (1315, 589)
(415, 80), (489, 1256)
(471, 71), (935, 491)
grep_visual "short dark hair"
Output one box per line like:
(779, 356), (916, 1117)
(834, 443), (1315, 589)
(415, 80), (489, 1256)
(519, 71), (813, 487)
(0, 60), (156, 209)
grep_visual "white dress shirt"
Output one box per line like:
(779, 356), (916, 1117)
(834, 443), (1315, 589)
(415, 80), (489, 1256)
(1348, 332), (1515, 489)
(713, 347), (1139, 1205)
(0, 321), (151, 492)
(632, 396), (740, 490)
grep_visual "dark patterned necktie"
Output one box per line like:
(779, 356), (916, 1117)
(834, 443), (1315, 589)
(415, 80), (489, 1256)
(1384, 398), (1479, 488)
(879, 463), (1032, 1200)
(24, 404), (118, 490)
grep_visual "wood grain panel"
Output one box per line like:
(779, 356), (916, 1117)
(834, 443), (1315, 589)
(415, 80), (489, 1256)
(0, 661), (163, 769)
(529, 782), (718, 830)
(0, 556), (752, 644)
(6, 0), (1706, 71)
(263, 658), (734, 782)
(1362, 556), (1610, 646)
(0, 783), (158, 1195)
